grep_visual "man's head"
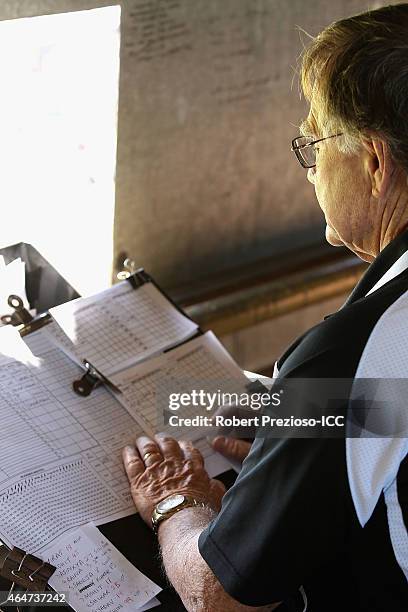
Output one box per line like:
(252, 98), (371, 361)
(299, 3), (408, 261)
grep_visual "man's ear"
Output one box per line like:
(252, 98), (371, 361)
(363, 138), (393, 198)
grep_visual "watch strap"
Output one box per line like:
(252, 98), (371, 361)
(152, 495), (207, 534)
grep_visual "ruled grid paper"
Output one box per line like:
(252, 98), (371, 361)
(114, 332), (248, 435)
(113, 332), (249, 476)
(49, 281), (198, 377)
(0, 328), (237, 552)
(0, 328), (143, 551)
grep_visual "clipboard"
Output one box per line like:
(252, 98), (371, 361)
(0, 271), (202, 604)
(0, 265), (241, 611)
(45, 268), (203, 398)
(2, 268), (202, 397)
(0, 277), (188, 611)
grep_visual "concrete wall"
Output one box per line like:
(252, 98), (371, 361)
(113, 0), (396, 288)
(0, 0), (399, 290)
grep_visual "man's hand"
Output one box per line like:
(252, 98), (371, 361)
(122, 435), (225, 525)
(211, 435), (252, 465)
(123, 435), (280, 612)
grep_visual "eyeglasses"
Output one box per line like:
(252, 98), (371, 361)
(291, 133), (343, 168)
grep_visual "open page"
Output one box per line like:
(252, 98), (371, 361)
(49, 280), (198, 377)
(0, 327), (233, 553)
(113, 331), (250, 474)
(0, 327), (143, 552)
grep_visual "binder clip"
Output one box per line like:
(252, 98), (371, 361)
(1, 295), (33, 327)
(117, 257), (137, 281)
(73, 361), (102, 396)
(117, 260), (151, 289)
(19, 312), (51, 338)
(0, 545), (55, 610)
(73, 361), (120, 397)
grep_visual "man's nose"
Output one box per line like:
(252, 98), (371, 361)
(307, 166), (316, 184)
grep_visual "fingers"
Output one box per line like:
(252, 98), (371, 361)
(135, 436), (163, 467)
(134, 434), (186, 466)
(211, 436), (252, 463)
(127, 435), (205, 473)
(155, 434), (183, 459)
(122, 445), (144, 480)
(179, 440), (204, 467)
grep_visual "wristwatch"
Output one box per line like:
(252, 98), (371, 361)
(151, 494), (207, 534)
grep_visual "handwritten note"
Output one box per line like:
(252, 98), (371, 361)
(41, 524), (161, 612)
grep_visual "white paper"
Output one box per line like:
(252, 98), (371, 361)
(0, 328), (144, 551)
(114, 331), (248, 476)
(49, 281), (198, 377)
(41, 524), (161, 612)
(0, 325), (238, 554)
(244, 369), (274, 389)
(43, 319), (85, 368)
(138, 597), (161, 611)
(114, 332), (249, 434)
(0, 324), (39, 366)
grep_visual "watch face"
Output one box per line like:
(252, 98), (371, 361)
(157, 494), (185, 513)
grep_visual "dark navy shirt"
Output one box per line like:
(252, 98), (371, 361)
(199, 232), (408, 611)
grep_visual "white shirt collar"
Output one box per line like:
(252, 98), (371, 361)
(365, 249), (408, 296)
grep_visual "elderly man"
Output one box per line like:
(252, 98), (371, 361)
(123, 5), (408, 611)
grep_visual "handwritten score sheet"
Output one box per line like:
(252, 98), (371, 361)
(114, 331), (249, 476)
(0, 327), (142, 551)
(114, 332), (249, 430)
(49, 281), (198, 377)
(0, 327), (235, 553)
(41, 523), (161, 612)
